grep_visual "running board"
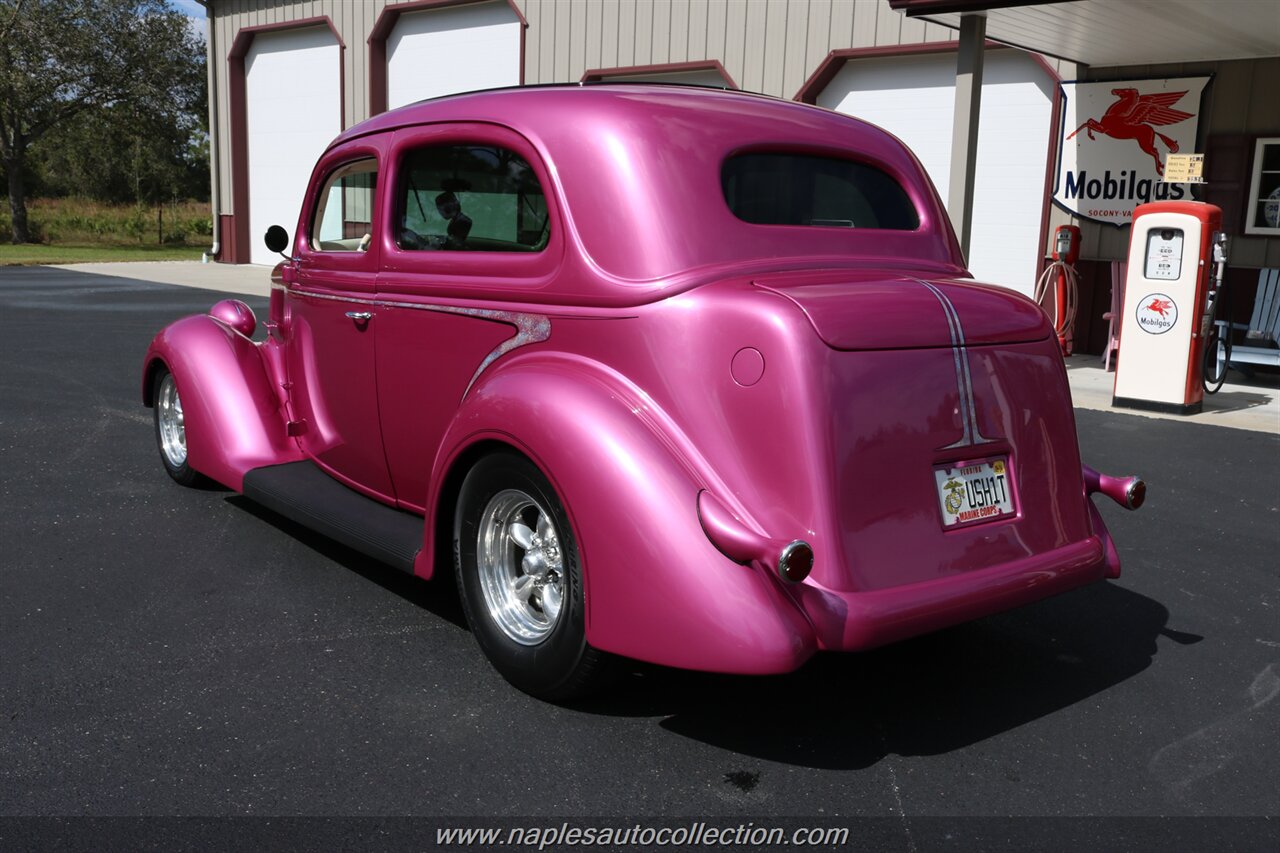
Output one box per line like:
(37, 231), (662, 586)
(242, 461), (422, 573)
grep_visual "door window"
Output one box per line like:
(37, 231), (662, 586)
(397, 144), (549, 252)
(311, 159), (378, 252)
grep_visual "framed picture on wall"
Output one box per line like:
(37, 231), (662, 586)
(1244, 137), (1280, 236)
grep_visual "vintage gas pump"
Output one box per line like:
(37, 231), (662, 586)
(1113, 201), (1223, 414)
(1035, 225), (1081, 356)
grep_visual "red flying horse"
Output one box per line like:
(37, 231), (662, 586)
(1067, 88), (1194, 175)
(1146, 297), (1174, 317)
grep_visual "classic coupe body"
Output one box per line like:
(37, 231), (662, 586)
(143, 85), (1143, 699)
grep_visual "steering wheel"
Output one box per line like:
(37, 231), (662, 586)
(399, 227), (427, 250)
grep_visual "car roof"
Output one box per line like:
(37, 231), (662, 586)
(334, 83), (807, 144)
(331, 85), (963, 293)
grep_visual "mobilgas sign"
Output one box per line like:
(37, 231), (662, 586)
(1054, 77), (1211, 226)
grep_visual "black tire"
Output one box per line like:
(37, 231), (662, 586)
(152, 367), (206, 488)
(454, 451), (612, 701)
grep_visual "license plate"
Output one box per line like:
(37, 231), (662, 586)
(935, 457), (1015, 528)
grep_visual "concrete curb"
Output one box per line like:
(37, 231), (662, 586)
(1065, 353), (1279, 435)
(51, 260), (271, 298)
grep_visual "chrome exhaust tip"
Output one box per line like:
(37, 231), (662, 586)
(777, 540), (814, 584)
(1082, 465), (1147, 511)
(1125, 477), (1146, 510)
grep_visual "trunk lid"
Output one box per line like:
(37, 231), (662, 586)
(746, 271), (1089, 593)
(755, 270), (1050, 351)
(812, 340), (1093, 593)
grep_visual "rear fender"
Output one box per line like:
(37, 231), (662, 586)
(425, 353), (816, 674)
(142, 315), (299, 490)
(1086, 501), (1123, 580)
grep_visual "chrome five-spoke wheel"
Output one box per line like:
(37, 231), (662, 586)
(455, 451), (612, 701)
(151, 366), (203, 487)
(156, 372), (187, 469)
(477, 490), (565, 644)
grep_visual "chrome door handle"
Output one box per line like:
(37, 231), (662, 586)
(345, 311), (372, 321)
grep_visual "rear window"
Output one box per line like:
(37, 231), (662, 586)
(722, 152), (919, 230)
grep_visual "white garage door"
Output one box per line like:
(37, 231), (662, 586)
(387, 1), (521, 110)
(245, 27), (340, 266)
(818, 51), (1055, 296)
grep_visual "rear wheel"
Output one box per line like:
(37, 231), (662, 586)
(152, 368), (205, 487)
(454, 451), (611, 701)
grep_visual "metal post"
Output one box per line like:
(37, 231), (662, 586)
(948, 13), (986, 261)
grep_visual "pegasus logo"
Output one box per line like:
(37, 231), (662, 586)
(1067, 88), (1194, 176)
(1144, 297), (1174, 318)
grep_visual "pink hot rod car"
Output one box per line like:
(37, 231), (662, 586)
(143, 85), (1143, 700)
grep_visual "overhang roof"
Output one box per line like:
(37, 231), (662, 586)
(890, 0), (1280, 66)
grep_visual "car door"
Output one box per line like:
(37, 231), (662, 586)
(285, 142), (396, 501)
(374, 124), (564, 512)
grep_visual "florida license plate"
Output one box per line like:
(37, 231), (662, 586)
(934, 457), (1015, 528)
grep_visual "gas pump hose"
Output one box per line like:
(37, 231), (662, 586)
(1202, 278), (1232, 394)
(1034, 260), (1079, 346)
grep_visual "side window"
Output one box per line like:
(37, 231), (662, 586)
(397, 144), (549, 253)
(311, 159), (378, 252)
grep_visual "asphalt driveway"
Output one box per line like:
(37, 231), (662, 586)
(0, 267), (1275, 849)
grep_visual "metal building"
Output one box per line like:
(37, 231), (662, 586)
(200, 0), (1280, 352)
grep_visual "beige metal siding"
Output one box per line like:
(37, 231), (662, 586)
(206, 0), (1068, 229)
(521, 0), (959, 93)
(569, 1), (588, 75)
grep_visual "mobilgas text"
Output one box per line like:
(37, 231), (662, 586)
(1063, 169), (1186, 204)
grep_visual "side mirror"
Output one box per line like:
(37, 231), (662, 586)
(264, 225), (290, 255)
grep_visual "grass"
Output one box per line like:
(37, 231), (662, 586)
(0, 243), (205, 266)
(0, 197), (212, 265)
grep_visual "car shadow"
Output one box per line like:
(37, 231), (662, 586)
(223, 495), (468, 631)
(574, 581), (1189, 770)
(221, 493), (1188, 770)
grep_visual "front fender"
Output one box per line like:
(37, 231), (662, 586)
(428, 353), (816, 675)
(142, 315), (300, 490)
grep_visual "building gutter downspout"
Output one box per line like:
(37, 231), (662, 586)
(198, 0), (220, 261)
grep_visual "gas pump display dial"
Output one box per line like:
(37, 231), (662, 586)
(1144, 228), (1184, 280)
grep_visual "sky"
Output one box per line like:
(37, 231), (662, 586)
(167, 0), (206, 43)
(168, 0), (205, 16)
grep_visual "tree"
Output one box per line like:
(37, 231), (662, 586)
(0, 0), (204, 243)
(29, 77), (208, 205)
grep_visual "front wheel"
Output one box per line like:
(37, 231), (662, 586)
(454, 452), (612, 701)
(152, 367), (206, 487)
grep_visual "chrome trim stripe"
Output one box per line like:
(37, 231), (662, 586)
(275, 283), (551, 399)
(915, 279), (993, 449)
